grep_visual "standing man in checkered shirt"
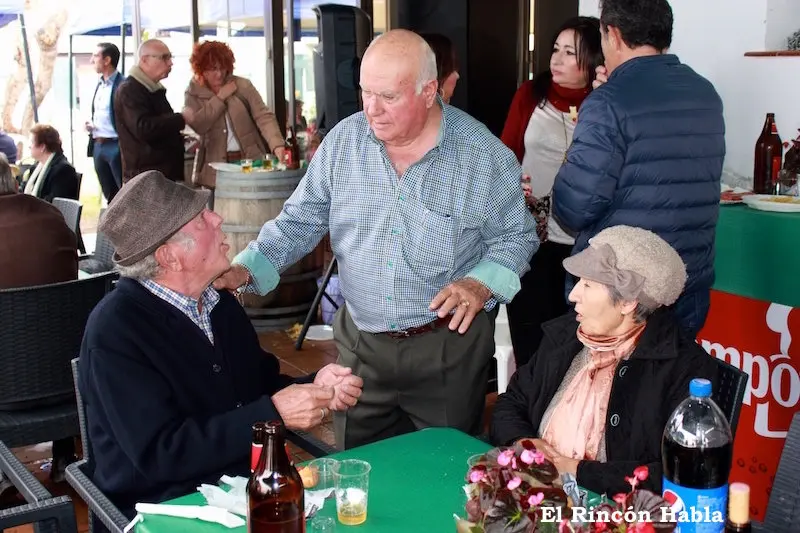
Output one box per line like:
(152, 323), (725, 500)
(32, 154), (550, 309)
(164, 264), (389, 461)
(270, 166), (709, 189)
(215, 29), (538, 449)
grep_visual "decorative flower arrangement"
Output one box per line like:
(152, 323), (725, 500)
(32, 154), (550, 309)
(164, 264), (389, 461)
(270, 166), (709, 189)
(456, 440), (676, 533)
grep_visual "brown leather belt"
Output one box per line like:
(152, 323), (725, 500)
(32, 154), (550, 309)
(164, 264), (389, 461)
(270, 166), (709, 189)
(382, 316), (450, 338)
(94, 137), (117, 144)
(226, 151), (243, 162)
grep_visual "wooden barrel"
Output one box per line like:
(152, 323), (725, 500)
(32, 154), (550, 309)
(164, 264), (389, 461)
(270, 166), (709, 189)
(215, 168), (324, 331)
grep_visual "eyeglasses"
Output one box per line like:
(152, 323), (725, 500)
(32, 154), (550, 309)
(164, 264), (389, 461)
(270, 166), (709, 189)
(144, 53), (173, 62)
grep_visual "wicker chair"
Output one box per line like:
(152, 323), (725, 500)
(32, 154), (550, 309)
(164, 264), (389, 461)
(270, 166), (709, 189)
(52, 197), (85, 254)
(67, 355), (337, 533)
(0, 273), (116, 449)
(0, 440), (77, 533)
(79, 210), (116, 274)
(711, 357), (748, 439)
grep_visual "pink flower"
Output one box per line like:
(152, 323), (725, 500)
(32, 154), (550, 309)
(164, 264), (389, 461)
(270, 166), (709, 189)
(594, 521), (609, 532)
(612, 493), (627, 506)
(520, 449), (546, 465)
(633, 466), (649, 482)
(527, 492), (544, 507)
(468, 468), (486, 483)
(558, 519), (573, 533)
(625, 475), (638, 490)
(506, 476), (522, 490)
(497, 449), (515, 467)
(630, 522), (656, 533)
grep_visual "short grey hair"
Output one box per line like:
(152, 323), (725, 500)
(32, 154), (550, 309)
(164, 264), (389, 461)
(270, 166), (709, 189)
(0, 153), (15, 194)
(116, 231), (195, 280)
(608, 284), (656, 324)
(416, 40), (438, 94)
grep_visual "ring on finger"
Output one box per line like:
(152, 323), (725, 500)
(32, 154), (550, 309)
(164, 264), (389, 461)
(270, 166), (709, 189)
(460, 300), (470, 308)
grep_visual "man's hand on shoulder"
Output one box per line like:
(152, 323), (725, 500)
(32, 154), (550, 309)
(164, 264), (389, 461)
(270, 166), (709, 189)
(213, 264), (251, 293)
(429, 278), (492, 334)
(272, 384), (334, 430)
(314, 364), (363, 411)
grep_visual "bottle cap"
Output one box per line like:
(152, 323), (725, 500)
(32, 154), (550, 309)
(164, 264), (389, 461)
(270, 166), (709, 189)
(689, 378), (712, 398)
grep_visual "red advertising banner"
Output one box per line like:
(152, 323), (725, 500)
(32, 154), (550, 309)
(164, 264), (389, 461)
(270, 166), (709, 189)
(697, 289), (800, 520)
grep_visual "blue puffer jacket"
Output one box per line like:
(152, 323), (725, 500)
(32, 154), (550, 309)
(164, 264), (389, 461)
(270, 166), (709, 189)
(552, 54), (725, 298)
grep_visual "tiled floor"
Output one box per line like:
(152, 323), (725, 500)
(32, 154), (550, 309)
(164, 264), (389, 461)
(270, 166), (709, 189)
(2, 329), (496, 532)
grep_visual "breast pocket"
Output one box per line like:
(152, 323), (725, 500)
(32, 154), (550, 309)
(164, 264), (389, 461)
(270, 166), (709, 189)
(401, 200), (456, 279)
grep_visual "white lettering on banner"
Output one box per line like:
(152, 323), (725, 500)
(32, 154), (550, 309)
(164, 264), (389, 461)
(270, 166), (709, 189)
(699, 303), (795, 439)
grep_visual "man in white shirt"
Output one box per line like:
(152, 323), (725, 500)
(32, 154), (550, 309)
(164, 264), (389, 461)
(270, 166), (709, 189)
(86, 42), (124, 202)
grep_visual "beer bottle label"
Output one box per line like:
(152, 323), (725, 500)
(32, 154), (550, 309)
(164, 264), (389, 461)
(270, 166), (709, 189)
(662, 478), (727, 532)
(250, 443), (263, 472)
(771, 156), (782, 185)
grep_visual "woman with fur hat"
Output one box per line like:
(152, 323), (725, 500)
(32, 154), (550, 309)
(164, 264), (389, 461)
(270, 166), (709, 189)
(490, 225), (717, 496)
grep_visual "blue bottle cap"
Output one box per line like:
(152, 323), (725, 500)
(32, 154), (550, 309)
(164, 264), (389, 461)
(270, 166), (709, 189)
(689, 378), (712, 398)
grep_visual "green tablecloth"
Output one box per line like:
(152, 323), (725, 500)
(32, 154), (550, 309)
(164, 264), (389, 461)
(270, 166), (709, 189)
(714, 205), (800, 307)
(136, 428), (491, 533)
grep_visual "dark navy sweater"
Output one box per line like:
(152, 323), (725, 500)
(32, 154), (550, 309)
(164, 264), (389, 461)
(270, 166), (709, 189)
(78, 278), (309, 515)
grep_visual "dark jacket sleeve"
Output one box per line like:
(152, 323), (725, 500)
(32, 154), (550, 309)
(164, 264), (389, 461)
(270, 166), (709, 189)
(552, 90), (625, 232)
(576, 340), (720, 496)
(116, 85), (185, 143)
(84, 344), (283, 485)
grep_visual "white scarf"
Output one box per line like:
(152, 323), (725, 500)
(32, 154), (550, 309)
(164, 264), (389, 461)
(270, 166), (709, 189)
(23, 153), (55, 197)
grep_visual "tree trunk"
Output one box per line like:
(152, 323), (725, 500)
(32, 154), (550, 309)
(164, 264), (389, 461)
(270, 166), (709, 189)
(20, 8), (68, 133)
(1, 24), (27, 134)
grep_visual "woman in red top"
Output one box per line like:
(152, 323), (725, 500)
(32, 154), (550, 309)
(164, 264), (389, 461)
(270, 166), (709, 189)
(501, 16), (603, 366)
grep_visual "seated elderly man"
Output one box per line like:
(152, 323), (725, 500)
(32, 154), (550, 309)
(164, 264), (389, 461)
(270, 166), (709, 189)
(490, 225), (717, 496)
(79, 170), (362, 516)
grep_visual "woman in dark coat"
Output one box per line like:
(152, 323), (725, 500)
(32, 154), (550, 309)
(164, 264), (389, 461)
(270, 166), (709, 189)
(490, 225), (718, 496)
(23, 124), (79, 202)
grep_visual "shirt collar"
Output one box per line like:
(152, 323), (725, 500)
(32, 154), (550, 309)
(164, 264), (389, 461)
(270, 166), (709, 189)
(99, 71), (120, 85)
(139, 279), (221, 315)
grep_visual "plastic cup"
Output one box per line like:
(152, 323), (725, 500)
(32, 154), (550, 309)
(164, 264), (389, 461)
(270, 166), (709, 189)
(308, 457), (338, 491)
(333, 459), (370, 525)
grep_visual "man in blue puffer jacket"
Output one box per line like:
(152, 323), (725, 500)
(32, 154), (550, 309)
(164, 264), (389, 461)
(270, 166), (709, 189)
(552, 0), (724, 337)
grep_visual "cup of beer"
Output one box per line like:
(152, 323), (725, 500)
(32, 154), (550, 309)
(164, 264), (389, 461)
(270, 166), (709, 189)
(241, 159), (253, 173)
(333, 459), (371, 525)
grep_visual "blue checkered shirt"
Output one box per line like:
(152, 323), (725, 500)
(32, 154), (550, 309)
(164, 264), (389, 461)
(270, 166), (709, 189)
(139, 280), (221, 343)
(234, 103), (538, 333)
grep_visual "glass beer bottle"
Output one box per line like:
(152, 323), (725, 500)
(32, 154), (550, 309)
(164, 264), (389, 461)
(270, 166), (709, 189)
(753, 113), (782, 194)
(251, 422), (266, 473)
(247, 421), (305, 533)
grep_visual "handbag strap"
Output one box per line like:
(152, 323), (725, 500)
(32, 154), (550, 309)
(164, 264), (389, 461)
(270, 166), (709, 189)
(231, 93), (269, 153)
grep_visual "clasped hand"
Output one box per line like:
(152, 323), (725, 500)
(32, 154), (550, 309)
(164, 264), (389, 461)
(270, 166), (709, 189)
(271, 364), (363, 431)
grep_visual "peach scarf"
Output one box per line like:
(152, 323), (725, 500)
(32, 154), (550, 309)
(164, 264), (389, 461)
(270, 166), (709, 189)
(542, 322), (646, 461)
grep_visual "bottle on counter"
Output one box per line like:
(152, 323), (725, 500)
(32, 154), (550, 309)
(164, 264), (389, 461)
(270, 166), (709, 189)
(753, 113), (783, 194)
(247, 420), (305, 533)
(283, 127), (301, 170)
(662, 378), (733, 533)
(725, 482), (752, 533)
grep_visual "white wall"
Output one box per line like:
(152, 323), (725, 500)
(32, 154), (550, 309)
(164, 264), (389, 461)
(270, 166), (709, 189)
(579, 0), (800, 186)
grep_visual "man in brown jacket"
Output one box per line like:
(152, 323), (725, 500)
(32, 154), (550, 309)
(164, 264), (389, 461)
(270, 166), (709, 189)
(0, 154), (77, 289)
(114, 39), (193, 183)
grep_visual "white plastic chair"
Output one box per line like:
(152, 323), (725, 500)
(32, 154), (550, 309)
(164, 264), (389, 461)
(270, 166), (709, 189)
(493, 304), (516, 394)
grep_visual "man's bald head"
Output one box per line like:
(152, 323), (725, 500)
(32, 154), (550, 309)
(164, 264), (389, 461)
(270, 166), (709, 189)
(363, 29), (437, 94)
(137, 39), (173, 82)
